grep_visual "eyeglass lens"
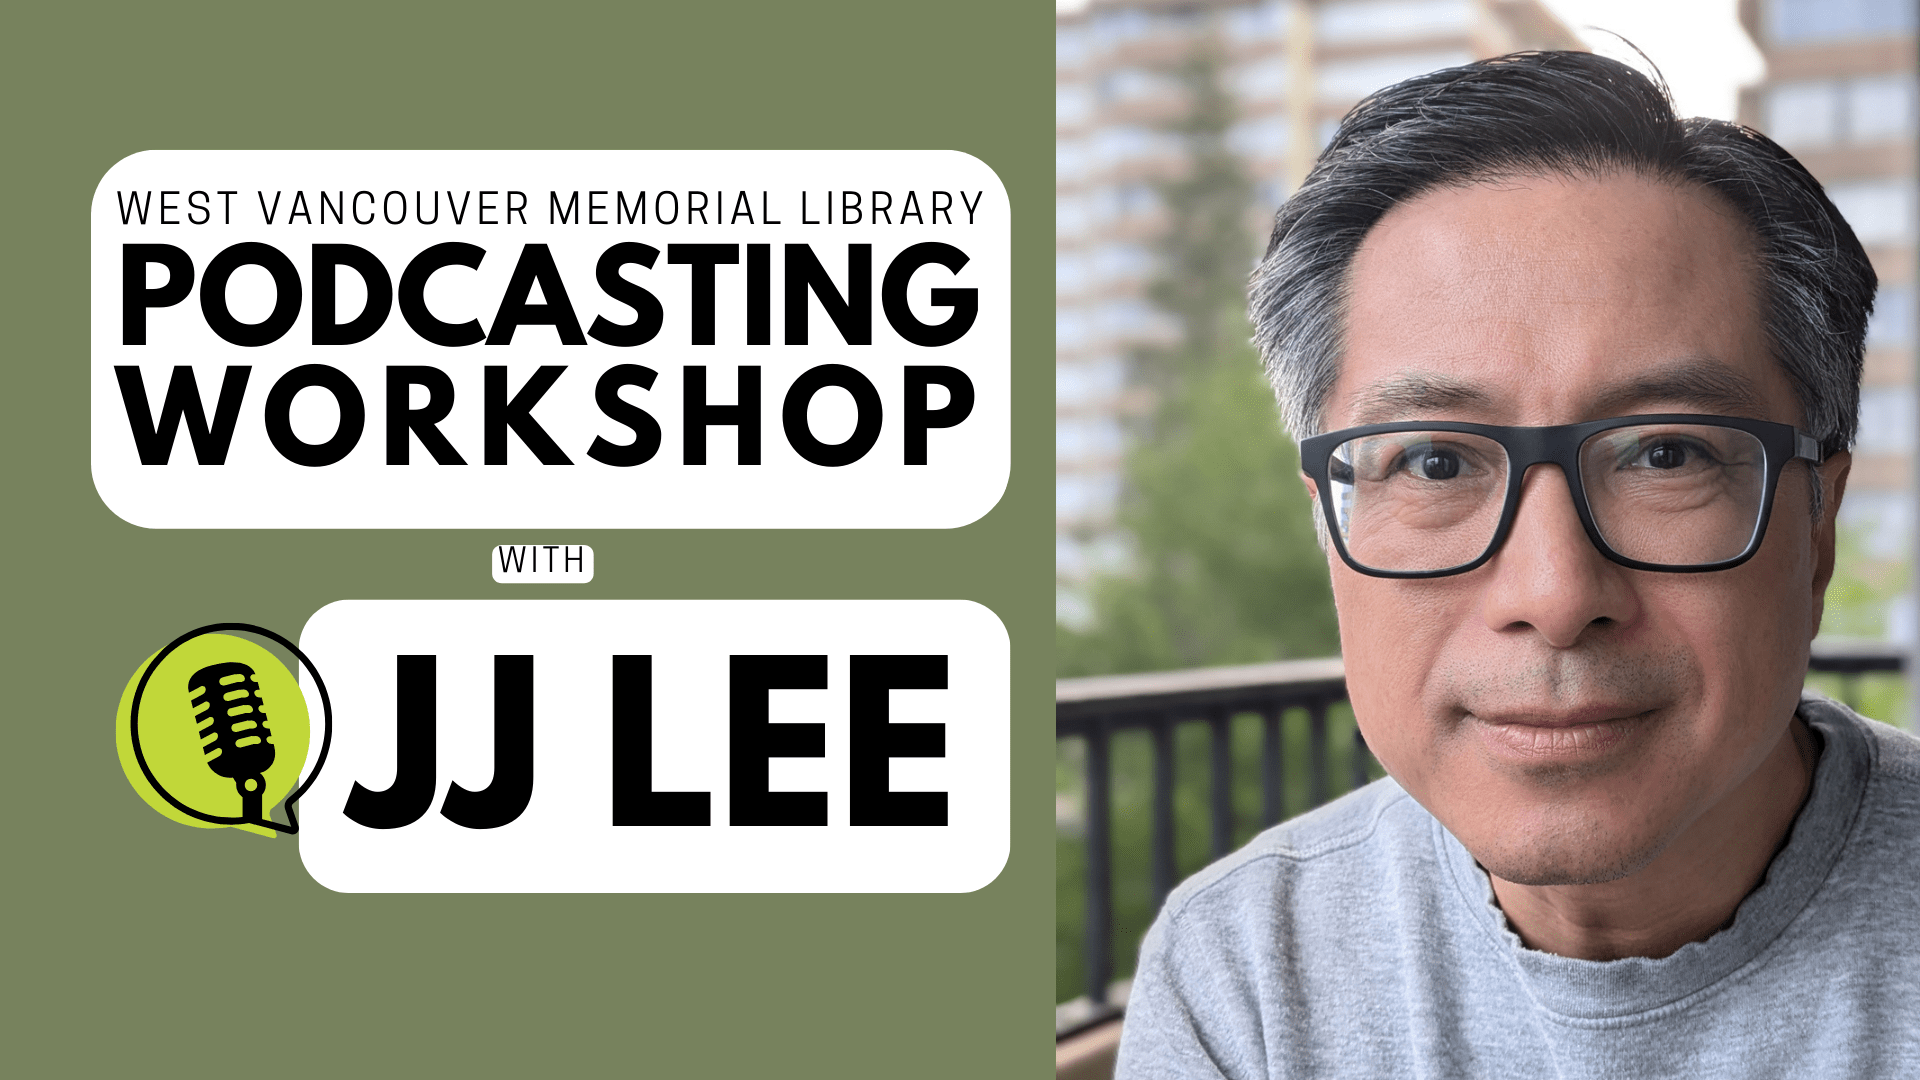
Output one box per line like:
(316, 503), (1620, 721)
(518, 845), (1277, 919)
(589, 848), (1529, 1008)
(1327, 424), (1770, 573)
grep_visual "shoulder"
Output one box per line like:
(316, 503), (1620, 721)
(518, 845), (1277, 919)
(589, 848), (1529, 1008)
(1802, 691), (1920, 789)
(1858, 709), (1920, 784)
(1117, 779), (1430, 1079)
(1152, 776), (1429, 944)
(1798, 692), (1920, 870)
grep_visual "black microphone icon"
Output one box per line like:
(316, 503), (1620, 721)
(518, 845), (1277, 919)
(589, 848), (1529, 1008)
(188, 662), (277, 824)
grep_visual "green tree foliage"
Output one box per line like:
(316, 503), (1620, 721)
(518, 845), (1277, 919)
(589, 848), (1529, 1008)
(1822, 523), (1912, 641)
(1807, 523), (1912, 723)
(1057, 358), (1339, 674)
(1058, 48), (1339, 677)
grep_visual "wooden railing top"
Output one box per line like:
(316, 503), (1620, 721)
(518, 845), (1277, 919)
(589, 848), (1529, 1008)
(1056, 657), (1347, 723)
(1809, 638), (1908, 673)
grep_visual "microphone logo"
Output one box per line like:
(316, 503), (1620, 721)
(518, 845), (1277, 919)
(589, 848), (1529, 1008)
(187, 662), (278, 823)
(116, 624), (331, 836)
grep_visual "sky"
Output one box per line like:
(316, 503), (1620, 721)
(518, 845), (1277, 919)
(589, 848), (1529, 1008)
(1538, 0), (1764, 121)
(1053, 0), (1766, 123)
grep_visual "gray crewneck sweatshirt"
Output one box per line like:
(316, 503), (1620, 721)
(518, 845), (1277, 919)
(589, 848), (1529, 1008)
(1115, 694), (1920, 1078)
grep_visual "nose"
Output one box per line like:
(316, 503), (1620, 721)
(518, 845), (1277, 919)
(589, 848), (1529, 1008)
(1479, 464), (1639, 648)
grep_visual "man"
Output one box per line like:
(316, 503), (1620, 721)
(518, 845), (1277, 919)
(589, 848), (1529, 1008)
(1116, 51), (1920, 1077)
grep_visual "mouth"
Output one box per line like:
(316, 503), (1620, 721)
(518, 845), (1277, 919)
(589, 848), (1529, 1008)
(1468, 706), (1652, 760)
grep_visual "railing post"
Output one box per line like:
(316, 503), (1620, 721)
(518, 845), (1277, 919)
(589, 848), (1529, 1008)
(1309, 698), (1330, 808)
(1150, 719), (1176, 913)
(1261, 706), (1284, 827)
(1209, 711), (1233, 858)
(1350, 724), (1370, 792)
(1084, 726), (1112, 1006)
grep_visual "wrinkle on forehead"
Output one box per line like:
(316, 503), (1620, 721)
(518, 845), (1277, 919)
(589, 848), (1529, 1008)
(1364, 176), (1754, 304)
(1331, 172), (1782, 429)
(1346, 357), (1775, 427)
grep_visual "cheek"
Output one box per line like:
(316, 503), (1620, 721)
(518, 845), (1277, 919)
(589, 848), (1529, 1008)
(1636, 548), (1813, 751)
(1673, 493), (1817, 680)
(1331, 570), (1466, 783)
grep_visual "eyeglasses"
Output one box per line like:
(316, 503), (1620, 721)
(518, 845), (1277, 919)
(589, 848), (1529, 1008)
(1299, 415), (1823, 578)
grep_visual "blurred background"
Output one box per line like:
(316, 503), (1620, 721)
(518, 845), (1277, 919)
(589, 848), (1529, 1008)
(1054, 0), (1918, 1073)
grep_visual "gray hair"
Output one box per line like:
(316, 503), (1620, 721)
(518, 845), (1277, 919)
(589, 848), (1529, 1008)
(1250, 51), (1876, 483)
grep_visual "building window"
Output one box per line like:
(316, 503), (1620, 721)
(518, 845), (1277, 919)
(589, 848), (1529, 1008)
(1226, 0), (1288, 44)
(1765, 80), (1841, 148)
(1117, 182), (1159, 218)
(1857, 386), (1917, 454)
(1257, 180), (1288, 215)
(1100, 67), (1165, 105)
(1318, 0), (1473, 45)
(1869, 284), (1915, 350)
(1057, 473), (1124, 521)
(1107, 296), (1180, 341)
(1056, 416), (1127, 464)
(1847, 74), (1918, 143)
(1233, 57), (1290, 103)
(1765, 76), (1916, 148)
(1318, 50), (1472, 103)
(1057, 358), (1128, 408)
(1057, 195), (1088, 240)
(1229, 115), (1292, 160)
(1828, 179), (1916, 246)
(1769, 0), (1917, 45)
(1093, 242), (1152, 285)
(1092, 8), (1155, 50)
(1057, 83), (1093, 129)
(1057, 139), (1089, 185)
(1057, 25), (1090, 70)
(1057, 245), (1151, 296)
(1057, 253), (1088, 296)
(1094, 125), (1171, 170)
(1057, 307), (1091, 352)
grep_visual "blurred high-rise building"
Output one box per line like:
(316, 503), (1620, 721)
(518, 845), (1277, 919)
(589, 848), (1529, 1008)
(1055, 0), (1583, 619)
(1738, 0), (1919, 649)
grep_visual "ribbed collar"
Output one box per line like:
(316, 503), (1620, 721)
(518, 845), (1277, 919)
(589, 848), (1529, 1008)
(1434, 695), (1872, 1023)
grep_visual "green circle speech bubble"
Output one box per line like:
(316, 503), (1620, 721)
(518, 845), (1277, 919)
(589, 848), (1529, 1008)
(115, 632), (312, 838)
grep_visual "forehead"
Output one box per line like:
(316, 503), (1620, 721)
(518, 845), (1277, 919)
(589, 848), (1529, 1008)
(1329, 172), (1792, 428)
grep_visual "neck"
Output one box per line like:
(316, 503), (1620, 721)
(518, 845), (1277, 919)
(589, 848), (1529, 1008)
(1487, 715), (1818, 961)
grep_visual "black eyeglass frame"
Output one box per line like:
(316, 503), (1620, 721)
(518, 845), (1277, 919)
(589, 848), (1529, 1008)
(1299, 414), (1825, 579)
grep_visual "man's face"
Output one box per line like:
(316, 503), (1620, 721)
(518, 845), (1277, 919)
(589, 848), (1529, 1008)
(1323, 172), (1845, 887)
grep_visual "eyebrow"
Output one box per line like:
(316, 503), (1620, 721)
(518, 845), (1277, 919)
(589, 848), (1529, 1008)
(1344, 358), (1773, 426)
(1347, 372), (1492, 425)
(1585, 359), (1772, 418)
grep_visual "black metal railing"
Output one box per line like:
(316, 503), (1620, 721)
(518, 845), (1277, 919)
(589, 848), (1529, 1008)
(1056, 643), (1907, 1040)
(1055, 657), (1352, 1035)
(1809, 638), (1907, 708)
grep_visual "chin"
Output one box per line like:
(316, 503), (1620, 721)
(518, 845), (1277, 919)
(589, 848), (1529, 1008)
(1458, 809), (1671, 887)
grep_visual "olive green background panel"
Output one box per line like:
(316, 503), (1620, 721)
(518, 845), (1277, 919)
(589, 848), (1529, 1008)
(1, 3), (1053, 1076)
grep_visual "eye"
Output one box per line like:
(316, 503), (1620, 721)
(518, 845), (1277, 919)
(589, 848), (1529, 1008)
(1407, 446), (1461, 480)
(1336, 434), (1494, 486)
(1623, 437), (1718, 472)
(1644, 441), (1690, 469)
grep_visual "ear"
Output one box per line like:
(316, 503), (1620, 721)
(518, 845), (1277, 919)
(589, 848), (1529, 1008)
(1301, 471), (1318, 499)
(1809, 450), (1851, 638)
